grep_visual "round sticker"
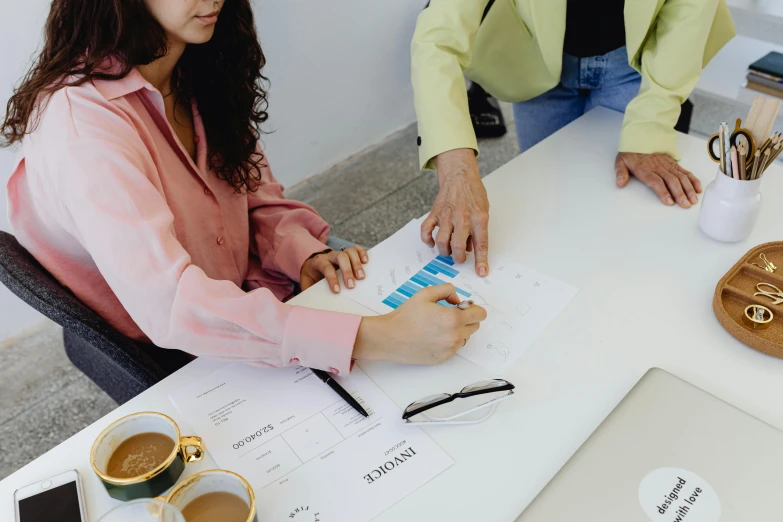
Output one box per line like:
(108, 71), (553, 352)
(638, 468), (721, 521)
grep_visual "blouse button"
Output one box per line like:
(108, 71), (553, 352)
(216, 236), (225, 246)
(204, 187), (212, 196)
(194, 135), (201, 144)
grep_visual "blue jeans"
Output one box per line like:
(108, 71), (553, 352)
(513, 46), (641, 153)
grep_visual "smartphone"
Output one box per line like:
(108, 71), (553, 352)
(14, 470), (88, 522)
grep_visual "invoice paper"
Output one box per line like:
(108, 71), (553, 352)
(169, 364), (453, 521)
(348, 219), (578, 373)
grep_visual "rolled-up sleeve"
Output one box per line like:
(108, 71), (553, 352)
(54, 137), (359, 375)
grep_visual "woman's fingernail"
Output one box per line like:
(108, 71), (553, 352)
(479, 267), (487, 277)
(358, 270), (365, 278)
(666, 196), (674, 205)
(333, 285), (340, 293)
(681, 199), (690, 208)
(347, 279), (355, 289)
(362, 256), (368, 262)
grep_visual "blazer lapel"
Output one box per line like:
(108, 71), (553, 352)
(625, 0), (665, 66)
(527, 0), (567, 78)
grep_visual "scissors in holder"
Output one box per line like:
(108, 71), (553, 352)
(708, 118), (756, 169)
(754, 282), (783, 306)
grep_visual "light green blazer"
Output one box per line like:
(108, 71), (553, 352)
(412, 0), (735, 169)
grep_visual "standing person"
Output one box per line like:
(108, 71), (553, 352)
(2, 0), (486, 376)
(412, 0), (735, 276)
(423, 0), (508, 139)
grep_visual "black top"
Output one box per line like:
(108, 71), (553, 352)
(563, 0), (626, 58)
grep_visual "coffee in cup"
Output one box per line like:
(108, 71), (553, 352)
(162, 470), (257, 522)
(106, 431), (177, 479)
(91, 412), (205, 501)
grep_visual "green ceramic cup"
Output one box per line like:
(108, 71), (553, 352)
(90, 412), (205, 501)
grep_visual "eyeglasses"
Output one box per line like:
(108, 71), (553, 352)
(402, 379), (515, 425)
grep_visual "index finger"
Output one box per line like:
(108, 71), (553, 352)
(332, 251), (356, 289)
(471, 213), (490, 277)
(420, 214), (438, 248)
(450, 215), (471, 264)
(318, 258), (341, 294)
(416, 284), (460, 305)
(667, 166), (698, 205)
(674, 163), (702, 193)
(659, 171), (690, 208)
(354, 245), (369, 263)
(637, 170), (674, 206)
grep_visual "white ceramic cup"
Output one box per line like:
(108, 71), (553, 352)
(161, 469), (257, 522)
(98, 498), (185, 522)
(699, 169), (763, 242)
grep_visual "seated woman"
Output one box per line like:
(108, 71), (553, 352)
(2, 0), (486, 374)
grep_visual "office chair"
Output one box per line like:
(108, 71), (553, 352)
(0, 231), (192, 404)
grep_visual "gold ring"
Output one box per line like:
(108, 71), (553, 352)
(743, 304), (774, 330)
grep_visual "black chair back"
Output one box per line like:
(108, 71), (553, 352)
(0, 231), (191, 403)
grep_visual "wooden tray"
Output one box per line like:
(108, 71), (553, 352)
(714, 241), (783, 358)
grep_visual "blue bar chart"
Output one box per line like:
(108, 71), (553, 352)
(382, 256), (472, 309)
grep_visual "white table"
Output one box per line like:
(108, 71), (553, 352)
(4, 107), (783, 522)
(727, 0), (783, 21)
(696, 35), (783, 104)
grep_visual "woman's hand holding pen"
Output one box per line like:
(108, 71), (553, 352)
(615, 152), (702, 208)
(301, 246), (369, 293)
(352, 284), (487, 365)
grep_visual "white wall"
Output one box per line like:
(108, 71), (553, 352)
(0, 0), (51, 340)
(0, 0), (423, 340)
(253, 0), (422, 186)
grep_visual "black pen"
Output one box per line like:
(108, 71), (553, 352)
(310, 368), (369, 418)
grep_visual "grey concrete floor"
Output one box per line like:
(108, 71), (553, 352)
(0, 322), (117, 479)
(3, 7), (782, 479)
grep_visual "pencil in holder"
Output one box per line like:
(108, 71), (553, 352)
(699, 168), (762, 243)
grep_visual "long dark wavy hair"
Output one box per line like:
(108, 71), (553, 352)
(1, 0), (269, 193)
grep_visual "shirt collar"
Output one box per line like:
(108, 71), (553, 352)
(91, 57), (157, 101)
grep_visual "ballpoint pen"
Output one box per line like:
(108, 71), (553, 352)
(310, 368), (369, 418)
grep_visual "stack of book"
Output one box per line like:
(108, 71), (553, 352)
(747, 52), (783, 98)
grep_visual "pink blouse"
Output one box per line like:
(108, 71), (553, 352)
(6, 68), (361, 375)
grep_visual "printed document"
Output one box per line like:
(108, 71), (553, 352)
(170, 364), (453, 522)
(348, 219), (578, 373)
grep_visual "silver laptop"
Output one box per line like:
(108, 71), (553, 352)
(517, 368), (783, 521)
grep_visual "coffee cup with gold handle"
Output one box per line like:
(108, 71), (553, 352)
(157, 469), (257, 522)
(90, 412), (205, 501)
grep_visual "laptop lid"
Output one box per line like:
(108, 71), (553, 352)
(516, 368), (783, 521)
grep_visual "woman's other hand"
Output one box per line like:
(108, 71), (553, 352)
(300, 246), (369, 293)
